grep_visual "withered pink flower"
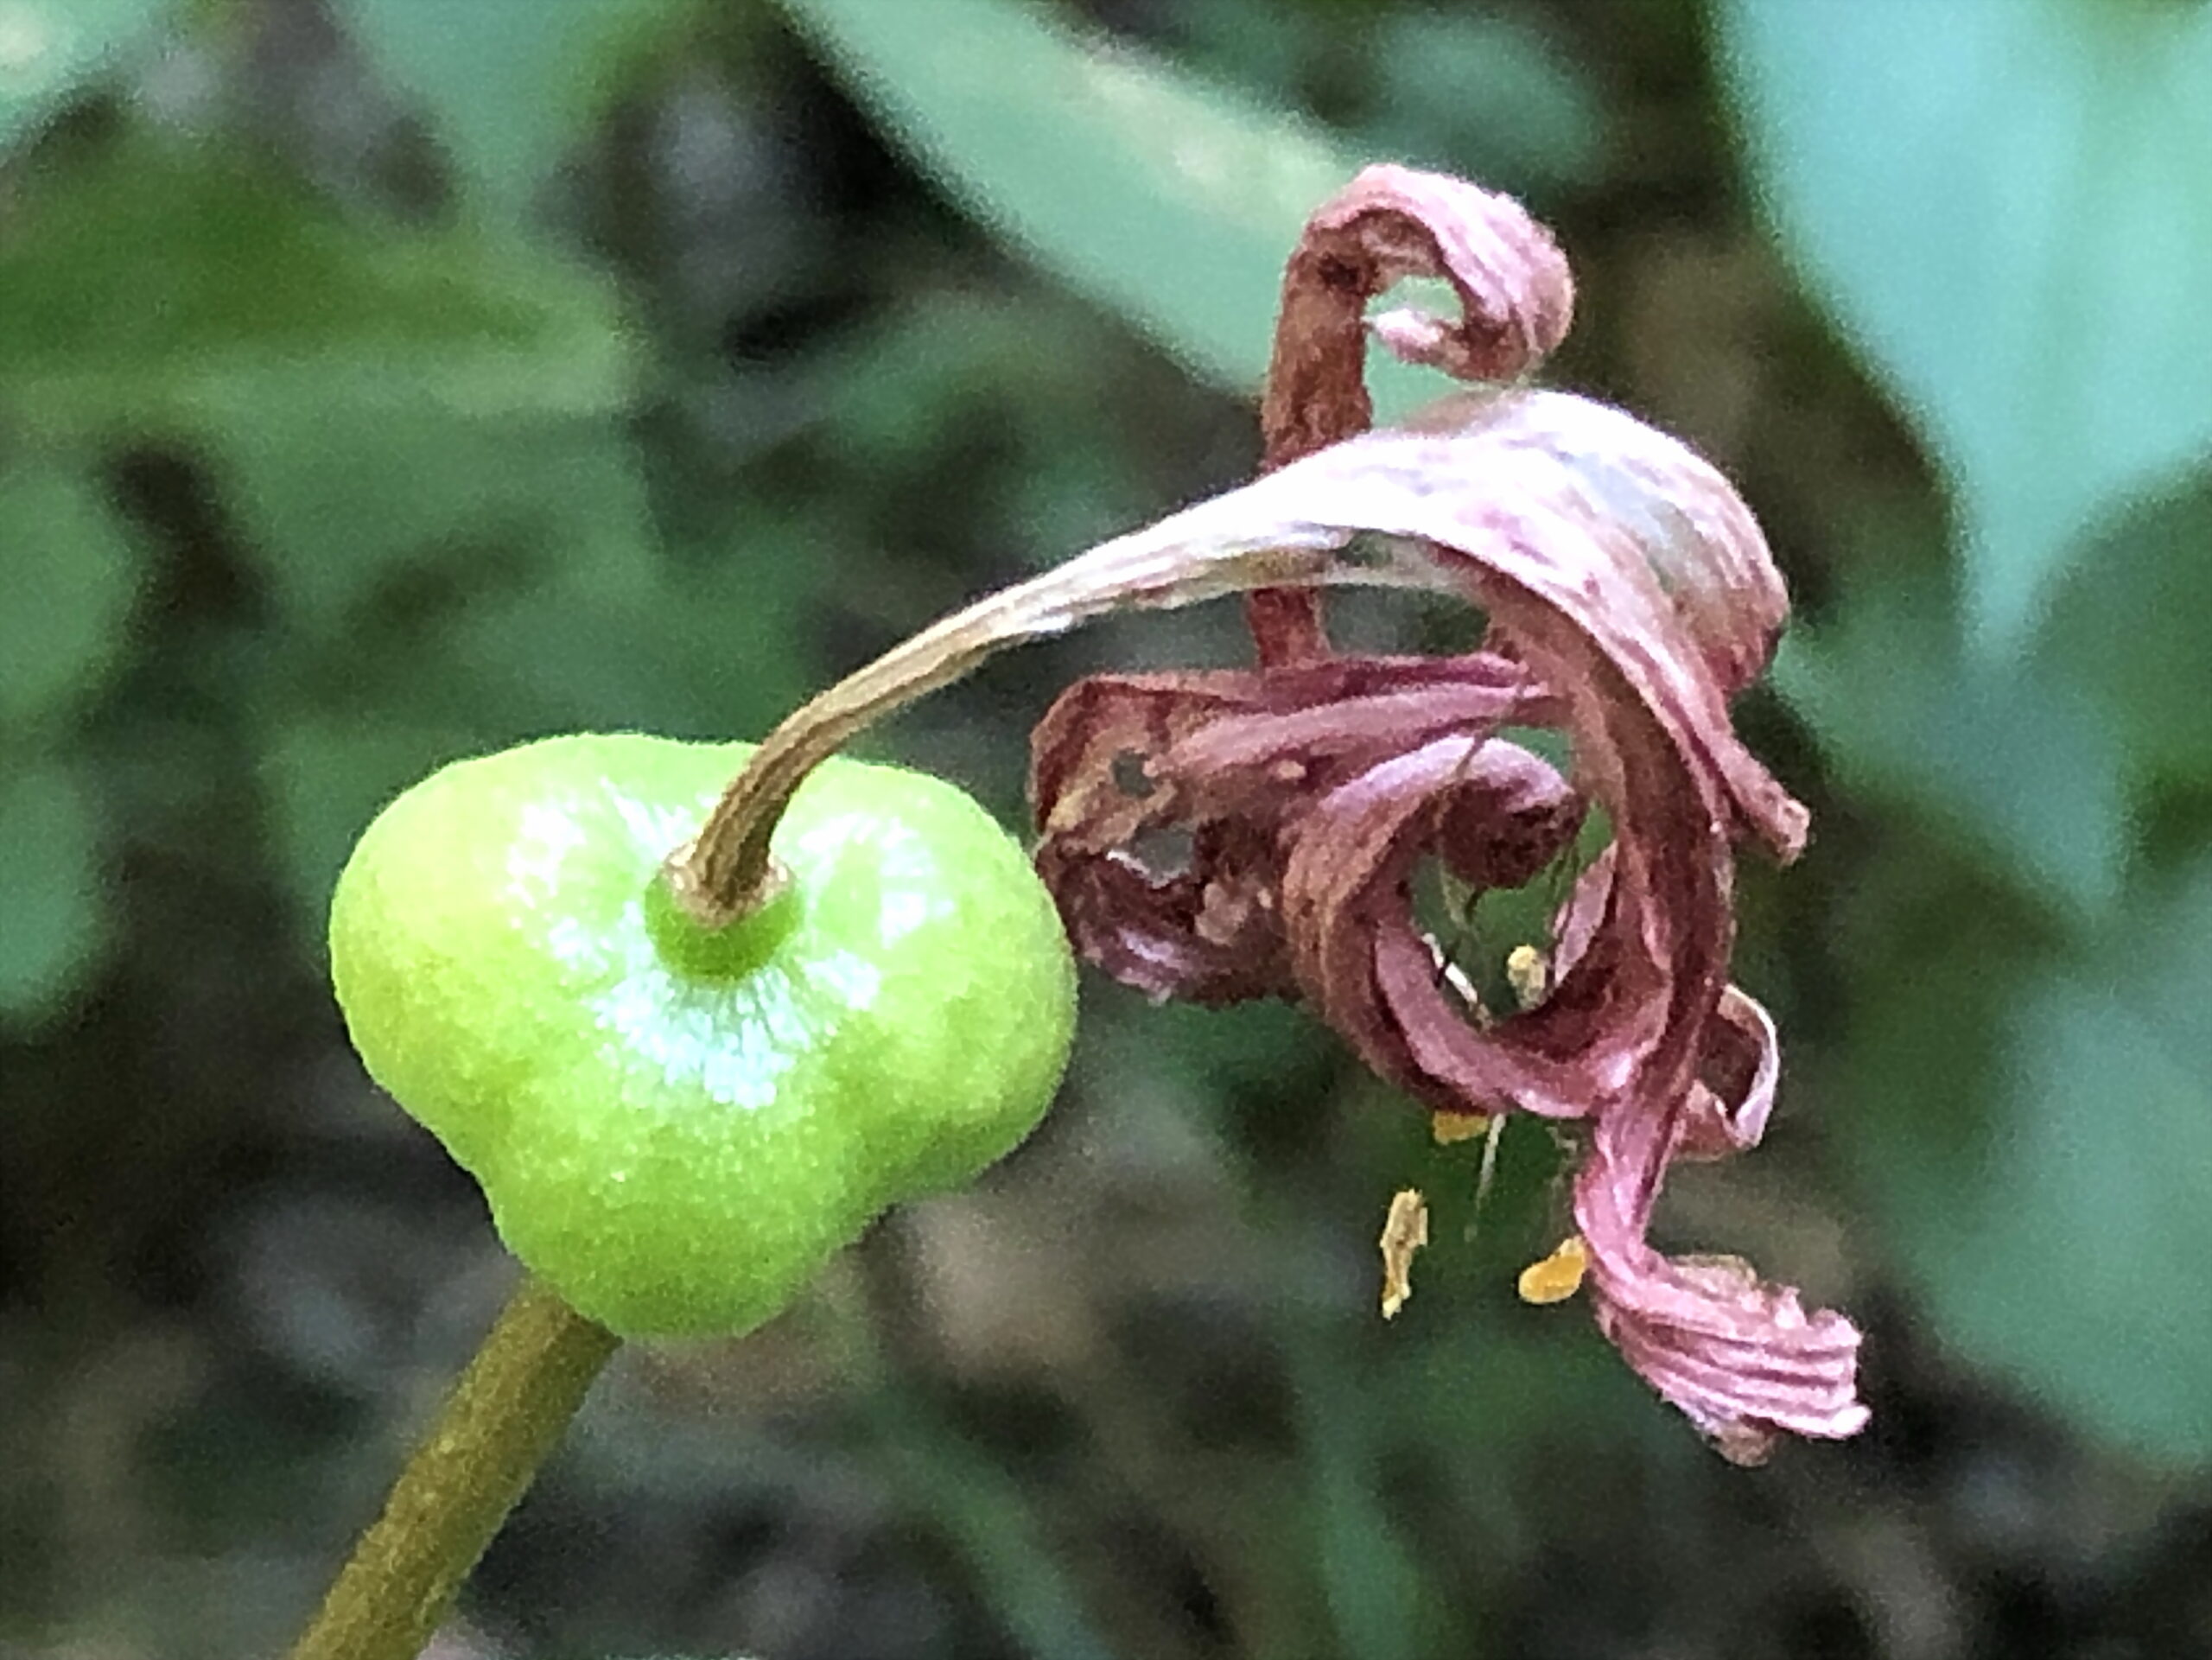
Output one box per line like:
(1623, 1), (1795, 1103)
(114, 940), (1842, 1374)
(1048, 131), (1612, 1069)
(1028, 166), (1865, 1462)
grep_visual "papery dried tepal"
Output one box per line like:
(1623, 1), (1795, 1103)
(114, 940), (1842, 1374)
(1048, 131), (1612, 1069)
(1029, 165), (1865, 1464)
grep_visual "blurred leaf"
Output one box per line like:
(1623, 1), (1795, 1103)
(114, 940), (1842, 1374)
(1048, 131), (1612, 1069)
(1719, 0), (2212, 650)
(2034, 468), (2212, 785)
(210, 402), (656, 631)
(0, 757), (105, 1024)
(1774, 567), (2126, 919)
(340, 0), (688, 214)
(1293, 1344), (1426, 1660)
(0, 141), (634, 435)
(811, 290), (1097, 466)
(0, 453), (137, 729)
(1840, 856), (2212, 1465)
(1367, 11), (1610, 201)
(773, 0), (1357, 393)
(863, 1391), (1120, 1660)
(442, 555), (813, 741)
(1393, 1314), (1656, 1483)
(0, 0), (180, 150)
(0, 139), (648, 628)
(1826, 842), (2029, 1244)
(805, 289), (1162, 562)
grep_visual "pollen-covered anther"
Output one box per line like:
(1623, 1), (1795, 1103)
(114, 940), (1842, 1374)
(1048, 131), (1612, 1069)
(1517, 1234), (1589, 1305)
(1379, 1187), (1430, 1320)
(1430, 1109), (1491, 1146)
(1504, 943), (1548, 1010)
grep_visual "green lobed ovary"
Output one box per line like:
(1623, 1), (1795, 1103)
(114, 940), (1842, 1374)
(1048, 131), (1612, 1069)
(329, 734), (1077, 1338)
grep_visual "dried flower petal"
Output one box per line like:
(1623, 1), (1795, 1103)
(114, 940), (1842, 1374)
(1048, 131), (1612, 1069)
(1022, 165), (1862, 1456)
(1033, 652), (1558, 1003)
(1250, 163), (1574, 665)
(1571, 983), (1866, 1456)
(1262, 163), (1575, 470)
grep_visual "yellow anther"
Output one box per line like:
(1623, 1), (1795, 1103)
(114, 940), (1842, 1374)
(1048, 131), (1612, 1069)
(1378, 1188), (1430, 1320)
(1430, 1109), (1491, 1146)
(1505, 944), (1548, 1010)
(1516, 1234), (1588, 1305)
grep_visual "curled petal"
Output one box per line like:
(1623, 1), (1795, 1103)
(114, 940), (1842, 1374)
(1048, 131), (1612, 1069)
(1231, 392), (1798, 1133)
(1281, 735), (1585, 1113)
(1031, 654), (1549, 1003)
(1251, 163), (1575, 664)
(1548, 843), (1612, 984)
(1328, 391), (1805, 800)
(1016, 328), (1860, 1454)
(1676, 984), (1781, 1161)
(1571, 989), (1865, 1459)
(1292, 739), (1583, 1079)
(1262, 165), (1575, 468)
(1031, 676), (1294, 1002)
(1034, 387), (1807, 1129)
(1577, 1200), (1870, 1461)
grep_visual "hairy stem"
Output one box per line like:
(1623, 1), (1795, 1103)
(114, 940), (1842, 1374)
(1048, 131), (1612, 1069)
(286, 1278), (620, 1660)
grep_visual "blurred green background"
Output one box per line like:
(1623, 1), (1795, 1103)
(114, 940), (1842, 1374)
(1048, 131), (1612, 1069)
(4, 1), (2211, 1655)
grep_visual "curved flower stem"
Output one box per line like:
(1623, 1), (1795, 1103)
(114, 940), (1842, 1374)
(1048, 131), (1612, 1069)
(286, 1277), (620, 1660)
(663, 485), (1456, 925)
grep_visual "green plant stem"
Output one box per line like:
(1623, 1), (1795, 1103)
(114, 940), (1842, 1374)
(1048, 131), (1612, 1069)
(286, 1276), (621, 1660)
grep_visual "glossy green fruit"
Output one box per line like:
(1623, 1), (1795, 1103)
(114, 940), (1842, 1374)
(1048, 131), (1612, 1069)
(329, 734), (1077, 1338)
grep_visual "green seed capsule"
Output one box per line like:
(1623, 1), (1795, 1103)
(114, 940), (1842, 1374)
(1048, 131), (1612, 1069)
(329, 733), (1077, 1339)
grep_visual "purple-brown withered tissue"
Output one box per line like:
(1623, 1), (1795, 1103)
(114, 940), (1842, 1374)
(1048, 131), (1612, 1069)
(1027, 165), (1865, 1463)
